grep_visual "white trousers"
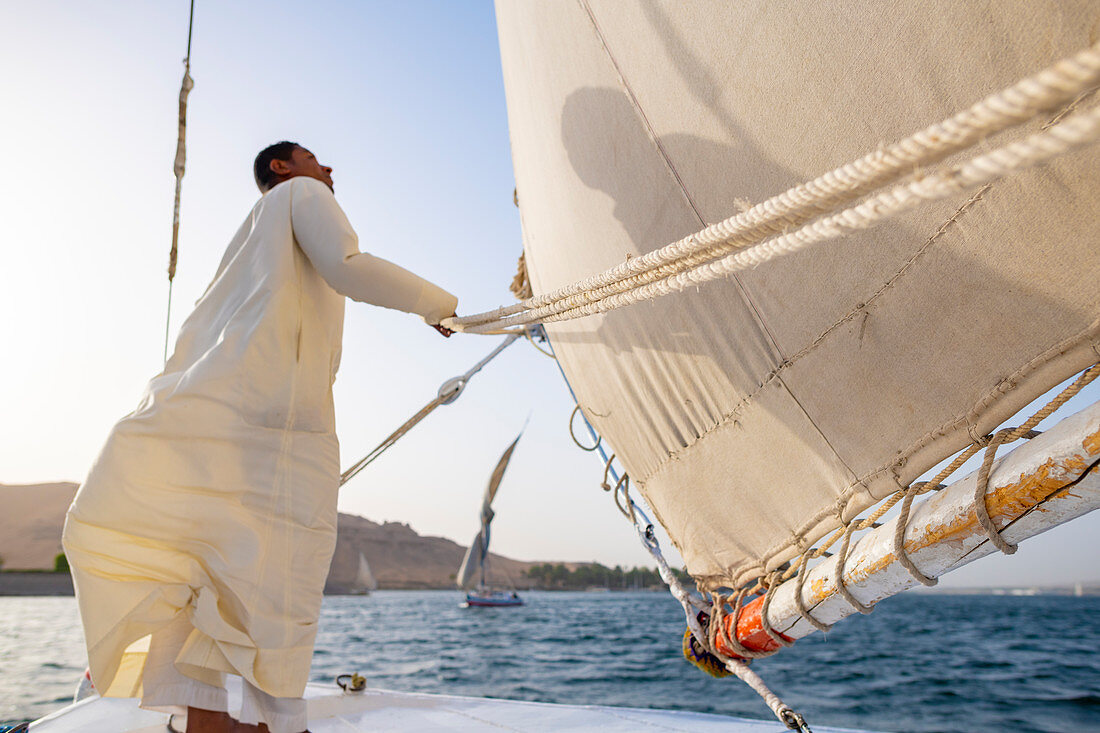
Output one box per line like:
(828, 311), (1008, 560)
(139, 614), (308, 733)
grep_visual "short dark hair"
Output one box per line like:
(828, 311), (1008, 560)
(253, 141), (300, 192)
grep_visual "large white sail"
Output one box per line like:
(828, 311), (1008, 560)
(494, 0), (1100, 590)
(456, 433), (523, 590)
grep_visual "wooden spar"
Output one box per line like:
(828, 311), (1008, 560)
(716, 399), (1100, 658)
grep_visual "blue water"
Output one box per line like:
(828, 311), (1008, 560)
(2, 592), (1098, 732)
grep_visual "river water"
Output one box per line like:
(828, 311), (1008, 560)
(1, 592), (1097, 732)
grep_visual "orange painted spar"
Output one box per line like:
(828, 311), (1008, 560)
(714, 595), (794, 658)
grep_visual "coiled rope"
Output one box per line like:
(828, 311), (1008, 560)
(442, 41), (1100, 335)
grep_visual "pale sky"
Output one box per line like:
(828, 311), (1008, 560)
(1, 1), (1096, 587)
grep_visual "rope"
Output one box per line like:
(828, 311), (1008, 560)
(723, 660), (813, 733)
(834, 522), (873, 615)
(709, 588), (773, 660)
(523, 324), (556, 358)
(339, 333), (520, 486)
(339, 394), (446, 486)
(738, 360), (1100, 619)
(686, 365), (1096, 723)
(444, 41), (1100, 335)
(758, 572), (794, 648)
(452, 100), (1100, 335)
(569, 405), (601, 451)
(792, 548), (832, 634)
(971, 365), (1100, 552)
(542, 326), (809, 727)
(164, 0), (196, 363)
(565, 385), (811, 729)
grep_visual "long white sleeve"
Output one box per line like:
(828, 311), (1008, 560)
(289, 177), (458, 323)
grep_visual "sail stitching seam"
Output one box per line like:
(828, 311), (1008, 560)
(575, 0), (705, 224)
(639, 181), (993, 489)
(574, 0), (790, 363)
(446, 42), (1100, 333)
(709, 362), (1098, 636)
(683, 322), (1100, 590)
(720, 330), (1100, 589)
(453, 95), (1100, 335)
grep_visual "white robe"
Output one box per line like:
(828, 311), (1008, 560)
(63, 176), (457, 699)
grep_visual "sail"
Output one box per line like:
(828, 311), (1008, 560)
(355, 552), (377, 592)
(494, 1), (1100, 589)
(456, 433), (523, 590)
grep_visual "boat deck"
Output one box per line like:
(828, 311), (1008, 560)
(30, 678), (874, 732)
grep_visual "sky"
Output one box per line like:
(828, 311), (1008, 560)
(1, 1), (1097, 588)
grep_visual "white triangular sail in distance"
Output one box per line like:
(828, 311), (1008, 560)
(354, 551), (377, 592)
(456, 432), (523, 590)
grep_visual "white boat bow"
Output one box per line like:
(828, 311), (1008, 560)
(30, 676), (875, 732)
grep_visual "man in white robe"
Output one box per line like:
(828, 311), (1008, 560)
(63, 142), (458, 733)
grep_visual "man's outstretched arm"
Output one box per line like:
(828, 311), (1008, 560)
(290, 177), (458, 326)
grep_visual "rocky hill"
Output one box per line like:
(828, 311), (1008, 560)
(0, 483), (535, 591)
(0, 482), (74, 570)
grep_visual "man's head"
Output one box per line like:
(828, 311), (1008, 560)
(253, 141), (334, 193)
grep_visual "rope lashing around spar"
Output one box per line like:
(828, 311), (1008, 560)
(888, 362), (1100, 585)
(733, 361), (1100, 612)
(580, 360), (1099, 728)
(442, 41), (1100, 336)
(338, 332), (521, 487)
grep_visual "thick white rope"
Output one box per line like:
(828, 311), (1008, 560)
(455, 101), (1100, 334)
(444, 41), (1100, 335)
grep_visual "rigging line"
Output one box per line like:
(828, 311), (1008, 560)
(452, 99), (1100, 334)
(552, 330), (808, 729)
(542, 321), (811, 731)
(185, 0), (195, 59)
(164, 0), (196, 363)
(444, 40), (1100, 332)
(339, 332), (521, 486)
(162, 280), (174, 364)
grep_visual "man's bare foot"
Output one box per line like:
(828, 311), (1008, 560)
(186, 707), (235, 733)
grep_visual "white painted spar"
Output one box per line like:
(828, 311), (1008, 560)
(29, 678), (876, 732)
(766, 400), (1100, 640)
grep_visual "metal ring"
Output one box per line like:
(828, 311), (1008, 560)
(569, 404), (601, 451)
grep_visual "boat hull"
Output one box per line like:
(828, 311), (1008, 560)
(463, 591), (523, 607)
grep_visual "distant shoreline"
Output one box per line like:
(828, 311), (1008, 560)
(0, 571), (74, 596)
(2, 571), (1097, 597)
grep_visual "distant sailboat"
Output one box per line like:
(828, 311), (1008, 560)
(457, 433), (524, 608)
(349, 551), (377, 596)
